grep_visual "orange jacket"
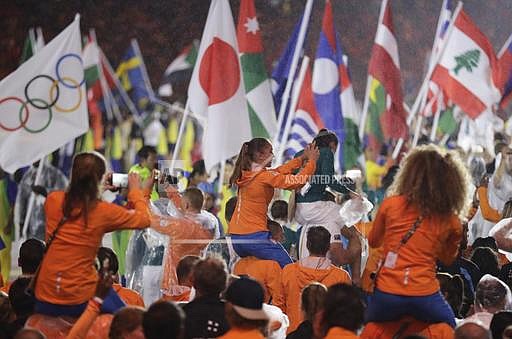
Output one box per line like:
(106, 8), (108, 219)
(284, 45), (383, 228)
(229, 157), (315, 235)
(324, 327), (359, 339)
(477, 186), (501, 222)
(219, 328), (265, 339)
(368, 195), (462, 296)
(281, 261), (351, 333)
(233, 256), (284, 310)
(113, 283), (144, 307)
(36, 189), (151, 305)
(360, 319), (454, 339)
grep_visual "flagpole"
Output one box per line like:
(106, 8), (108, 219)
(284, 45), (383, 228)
(170, 101), (190, 172)
(273, 0), (314, 151)
(29, 28), (36, 51)
(217, 158), (226, 206)
(498, 33), (512, 58)
(131, 39), (156, 99)
(392, 1), (463, 157)
(275, 56), (310, 166)
(100, 50), (144, 127)
(430, 104), (442, 141)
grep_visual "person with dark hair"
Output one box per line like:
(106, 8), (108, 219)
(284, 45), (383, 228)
(13, 329), (47, 339)
(293, 129), (363, 284)
(366, 145), (471, 328)
(281, 226), (350, 333)
(34, 152), (151, 317)
(270, 200), (298, 256)
(109, 306), (145, 339)
(1, 238), (45, 294)
(143, 300), (185, 339)
(320, 283), (364, 338)
(454, 321), (491, 339)
(8, 277), (35, 334)
(188, 160), (208, 188)
(286, 282), (327, 339)
(0, 291), (15, 338)
(220, 277), (270, 339)
(129, 145), (158, 201)
(491, 311), (512, 339)
(436, 273), (464, 319)
(97, 247), (144, 307)
(182, 256), (230, 338)
(228, 138), (318, 268)
(470, 247), (500, 278)
(163, 255), (200, 302)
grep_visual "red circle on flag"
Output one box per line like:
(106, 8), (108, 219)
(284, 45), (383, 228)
(199, 37), (240, 106)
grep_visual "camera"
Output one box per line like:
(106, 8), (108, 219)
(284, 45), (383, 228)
(110, 168), (180, 189)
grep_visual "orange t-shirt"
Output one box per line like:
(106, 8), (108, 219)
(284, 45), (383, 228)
(281, 261), (351, 333)
(233, 256), (284, 310)
(229, 157), (316, 235)
(360, 319), (454, 339)
(113, 283), (144, 307)
(219, 328), (265, 339)
(477, 186), (501, 222)
(324, 327), (359, 339)
(36, 189), (151, 305)
(368, 195), (462, 296)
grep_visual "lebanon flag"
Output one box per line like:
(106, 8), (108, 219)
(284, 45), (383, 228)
(237, 0), (277, 140)
(188, 0), (251, 171)
(366, 0), (407, 146)
(0, 16), (88, 173)
(431, 9), (501, 119)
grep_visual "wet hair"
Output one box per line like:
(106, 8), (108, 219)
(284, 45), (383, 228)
(97, 247), (119, 275)
(306, 226), (331, 256)
(387, 144), (471, 217)
(137, 145), (157, 160)
(183, 187), (204, 211)
(321, 284), (364, 333)
(313, 129), (338, 149)
(63, 152), (106, 226)
(109, 306), (144, 339)
(19, 238), (45, 274)
(475, 275), (511, 312)
(230, 138), (272, 186)
(193, 257), (228, 296)
(301, 282), (327, 322)
(437, 272), (464, 318)
(270, 200), (288, 220)
(225, 196), (238, 222)
(176, 255), (200, 285)
(471, 247), (499, 278)
(473, 237), (499, 252)
(490, 311), (512, 339)
(143, 301), (184, 339)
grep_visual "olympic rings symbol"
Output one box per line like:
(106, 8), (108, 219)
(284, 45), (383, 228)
(0, 53), (84, 133)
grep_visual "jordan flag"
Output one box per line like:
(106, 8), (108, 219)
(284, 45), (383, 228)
(237, 0), (277, 139)
(431, 9), (501, 119)
(366, 0), (407, 151)
(188, 0), (251, 171)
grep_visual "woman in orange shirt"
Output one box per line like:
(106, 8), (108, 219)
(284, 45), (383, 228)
(228, 138), (318, 268)
(34, 152), (151, 317)
(366, 145), (471, 328)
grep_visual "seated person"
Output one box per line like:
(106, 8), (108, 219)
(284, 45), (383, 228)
(161, 255), (199, 303)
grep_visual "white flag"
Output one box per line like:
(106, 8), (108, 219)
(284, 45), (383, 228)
(188, 0), (251, 172)
(0, 16), (88, 173)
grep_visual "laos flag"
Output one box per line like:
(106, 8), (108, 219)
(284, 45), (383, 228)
(312, 0), (345, 170)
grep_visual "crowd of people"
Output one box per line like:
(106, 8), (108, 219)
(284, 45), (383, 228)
(4, 128), (512, 339)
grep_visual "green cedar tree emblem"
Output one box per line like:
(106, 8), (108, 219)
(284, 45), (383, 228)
(453, 49), (480, 75)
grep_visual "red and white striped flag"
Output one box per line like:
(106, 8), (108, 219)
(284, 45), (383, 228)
(431, 9), (501, 119)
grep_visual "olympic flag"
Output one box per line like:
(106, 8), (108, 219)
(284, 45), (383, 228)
(0, 16), (88, 173)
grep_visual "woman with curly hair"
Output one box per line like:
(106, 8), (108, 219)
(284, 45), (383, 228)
(366, 145), (471, 327)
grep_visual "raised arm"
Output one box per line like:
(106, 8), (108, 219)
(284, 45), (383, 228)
(275, 156), (304, 174)
(261, 159), (316, 190)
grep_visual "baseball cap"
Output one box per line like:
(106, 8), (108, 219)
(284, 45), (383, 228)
(224, 277), (269, 320)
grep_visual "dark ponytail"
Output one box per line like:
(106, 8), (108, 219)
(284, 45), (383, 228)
(63, 152), (106, 227)
(229, 138), (272, 186)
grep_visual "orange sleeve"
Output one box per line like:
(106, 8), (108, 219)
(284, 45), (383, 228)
(261, 160), (316, 190)
(104, 189), (151, 233)
(275, 157), (304, 174)
(66, 300), (101, 339)
(166, 191), (183, 213)
(368, 200), (387, 248)
(478, 186), (501, 222)
(438, 216), (463, 266)
(150, 215), (181, 236)
(266, 262), (285, 312)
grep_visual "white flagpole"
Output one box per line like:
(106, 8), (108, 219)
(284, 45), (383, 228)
(217, 158), (226, 205)
(273, 0), (314, 150)
(131, 39), (156, 99)
(170, 101), (190, 172)
(392, 1), (463, 157)
(498, 33), (512, 58)
(430, 104), (442, 141)
(275, 56), (310, 166)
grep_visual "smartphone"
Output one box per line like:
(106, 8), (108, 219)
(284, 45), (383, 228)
(345, 169), (362, 180)
(112, 173), (129, 188)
